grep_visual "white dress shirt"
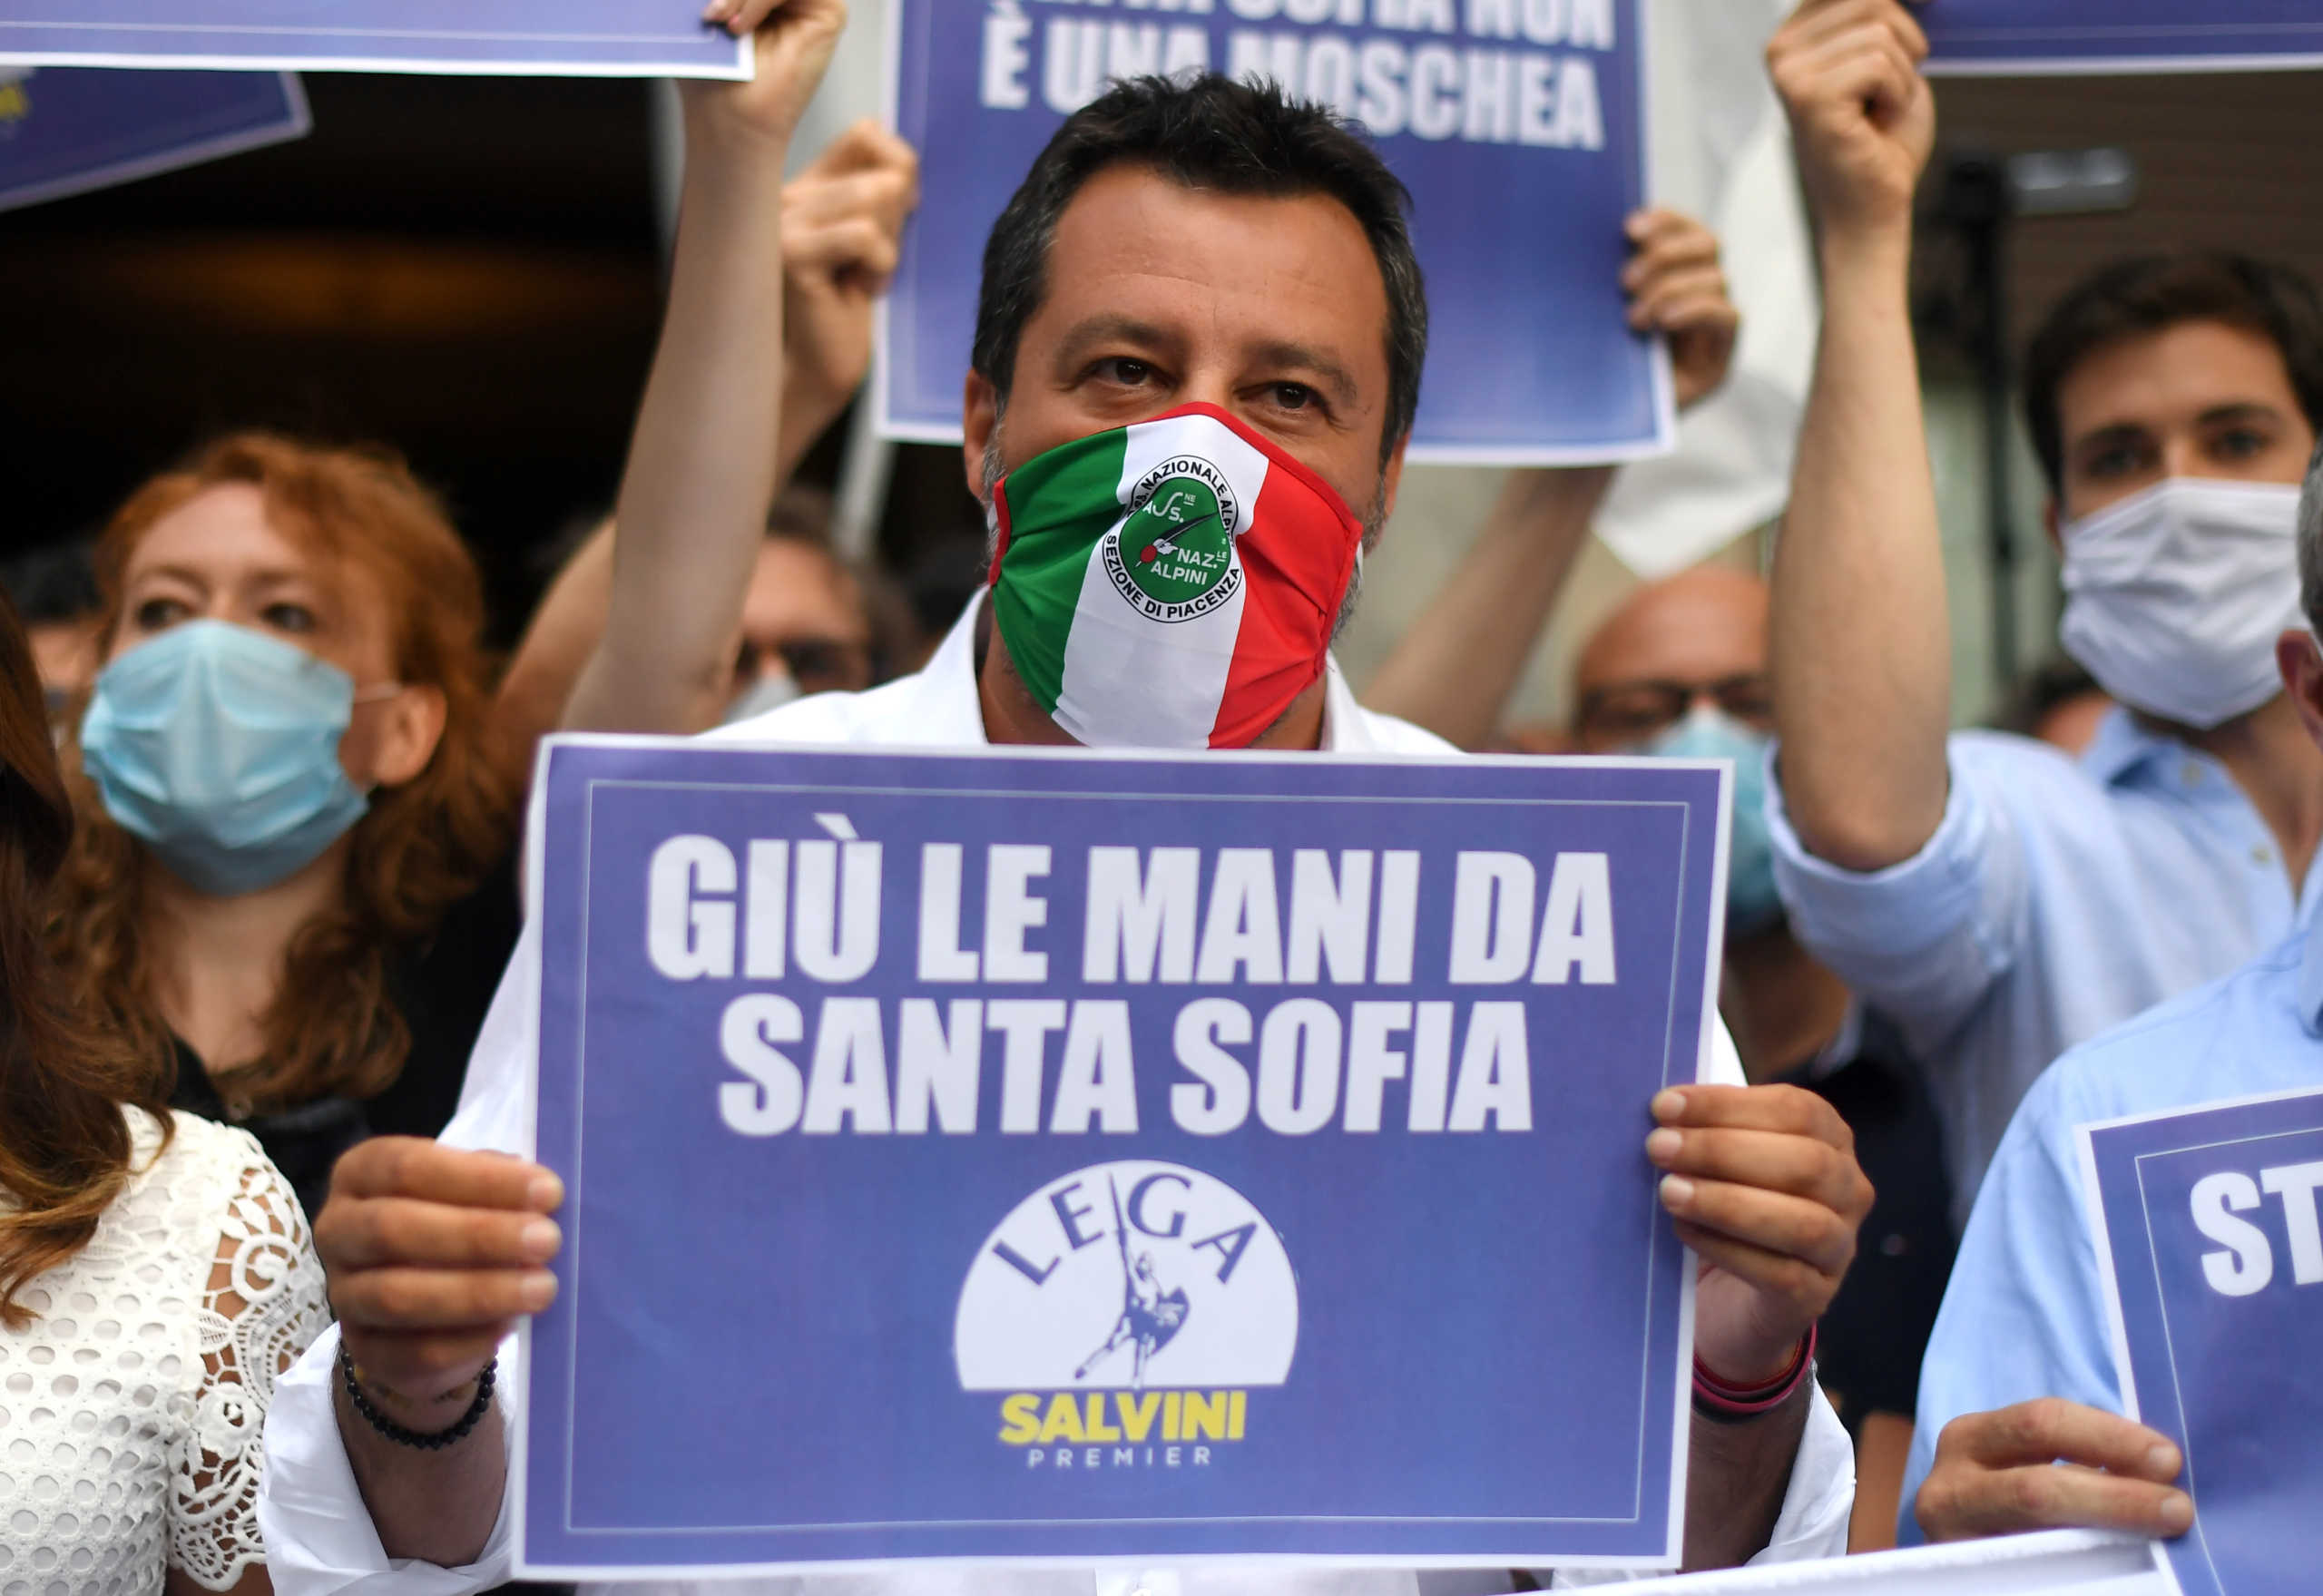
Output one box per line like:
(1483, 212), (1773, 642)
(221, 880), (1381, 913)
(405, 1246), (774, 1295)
(260, 595), (1853, 1594)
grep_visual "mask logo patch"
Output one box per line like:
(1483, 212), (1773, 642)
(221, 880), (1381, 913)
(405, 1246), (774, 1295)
(1103, 455), (1243, 623)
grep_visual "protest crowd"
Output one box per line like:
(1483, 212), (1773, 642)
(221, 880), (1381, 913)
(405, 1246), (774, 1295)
(3, 0), (2319, 1589)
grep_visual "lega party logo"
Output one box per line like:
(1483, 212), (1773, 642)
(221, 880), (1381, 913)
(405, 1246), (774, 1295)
(1103, 455), (1243, 622)
(955, 1160), (1298, 1470)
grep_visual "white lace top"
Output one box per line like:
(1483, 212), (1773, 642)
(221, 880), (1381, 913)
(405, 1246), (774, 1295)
(1, 1110), (329, 1593)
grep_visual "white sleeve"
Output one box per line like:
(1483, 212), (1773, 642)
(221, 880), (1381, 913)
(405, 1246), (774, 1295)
(258, 925), (542, 1595)
(170, 1144), (333, 1590)
(1739, 1385), (1855, 1562)
(446, 916), (543, 1156)
(259, 1324), (523, 1596)
(1547, 1380), (1854, 1587)
(1705, 1019), (1744, 1087)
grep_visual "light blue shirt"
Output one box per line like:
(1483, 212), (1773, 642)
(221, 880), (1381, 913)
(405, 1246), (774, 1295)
(1896, 918), (2323, 1542)
(1767, 709), (2318, 1229)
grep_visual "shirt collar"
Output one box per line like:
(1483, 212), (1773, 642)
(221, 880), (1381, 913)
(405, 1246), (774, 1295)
(2077, 704), (2181, 788)
(909, 588), (996, 745)
(2300, 921), (2323, 1036)
(1318, 656), (1370, 753)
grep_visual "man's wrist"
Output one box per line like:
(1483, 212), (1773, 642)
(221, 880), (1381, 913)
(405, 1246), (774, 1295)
(1814, 219), (1915, 289)
(681, 109), (797, 179)
(1694, 1327), (1817, 1424)
(341, 1346), (489, 1440)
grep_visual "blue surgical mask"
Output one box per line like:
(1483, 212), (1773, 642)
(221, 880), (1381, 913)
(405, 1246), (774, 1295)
(1639, 704), (1784, 936)
(79, 620), (379, 898)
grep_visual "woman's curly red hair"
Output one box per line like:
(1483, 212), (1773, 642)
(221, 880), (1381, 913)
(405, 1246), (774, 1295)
(50, 434), (515, 1117)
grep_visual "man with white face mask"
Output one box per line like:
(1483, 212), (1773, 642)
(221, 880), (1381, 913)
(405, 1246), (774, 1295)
(1764, 0), (2323, 1236)
(1893, 445), (2323, 1547)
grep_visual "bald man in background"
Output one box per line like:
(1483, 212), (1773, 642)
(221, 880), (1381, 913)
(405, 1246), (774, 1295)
(1571, 568), (1955, 1552)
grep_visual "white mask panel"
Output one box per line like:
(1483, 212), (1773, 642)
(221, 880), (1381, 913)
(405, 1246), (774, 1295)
(2057, 477), (2305, 729)
(721, 669), (801, 727)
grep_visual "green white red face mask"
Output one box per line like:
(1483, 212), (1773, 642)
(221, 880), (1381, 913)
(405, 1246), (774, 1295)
(987, 404), (1366, 749)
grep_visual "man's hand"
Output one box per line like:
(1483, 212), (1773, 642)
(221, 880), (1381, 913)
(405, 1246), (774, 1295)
(318, 1140), (564, 1424)
(1916, 1399), (2196, 1543)
(781, 121), (921, 445)
(1622, 210), (1739, 412)
(683, 0), (849, 159)
(1768, 0), (1936, 241)
(1646, 1084), (1873, 1385)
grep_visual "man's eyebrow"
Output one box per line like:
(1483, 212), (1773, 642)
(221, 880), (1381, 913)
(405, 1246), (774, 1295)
(2069, 421), (2150, 455)
(2072, 403), (2291, 454)
(1051, 315), (1176, 369)
(1250, 341), (1360, 408)
(2197, 401), (2291, 427)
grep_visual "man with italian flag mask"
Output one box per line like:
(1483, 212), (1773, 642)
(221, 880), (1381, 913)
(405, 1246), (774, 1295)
(278, 5), (1872, 1584)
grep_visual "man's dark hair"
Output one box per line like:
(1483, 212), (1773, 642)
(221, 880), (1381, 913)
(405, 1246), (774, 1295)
(1995, 654), (2102, 739)
(2298, 438), (2323, 635)
(973, 74), (1427, 466)
(2024, 252), (2323, 495)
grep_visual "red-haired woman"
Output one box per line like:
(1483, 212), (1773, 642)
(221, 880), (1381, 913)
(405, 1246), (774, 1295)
(40, 80), (914, 1219)
(0, 581), (328, 1591)
(52, 435), (521, 1220)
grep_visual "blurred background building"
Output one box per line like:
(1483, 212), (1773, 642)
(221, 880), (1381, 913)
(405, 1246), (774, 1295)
(4, 11), (2319, 722)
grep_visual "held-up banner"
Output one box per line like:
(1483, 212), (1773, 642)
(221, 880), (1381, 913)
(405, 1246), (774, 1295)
(517, 740), (1727, 1575)
(1604, 1530), (2170, 1594)
(0, 66), (306, 212)
(879, 0), (1671, 465)
(1925, 3), (2323, 75)
(0, 1), (749, 77)
(2080, 1088), (2323, 1596)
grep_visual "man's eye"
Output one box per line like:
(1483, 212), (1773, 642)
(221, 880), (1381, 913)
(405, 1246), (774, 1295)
(2213, 427), (2271, 461)
(1272, 383), (1317, 412)
(2082, 445), (2145, 481)
(1095, 358), (1153, 387)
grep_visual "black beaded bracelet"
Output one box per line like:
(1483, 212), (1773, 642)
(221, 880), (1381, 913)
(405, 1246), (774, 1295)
(339, 1341), (497, 1451)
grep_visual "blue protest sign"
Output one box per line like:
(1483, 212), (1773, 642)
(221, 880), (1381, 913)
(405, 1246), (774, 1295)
(2079, 1087), (2323, 1596)
(878, 1), (1670, 465)
(517, 740), (1727, 1575)
(0, 2), (747, 78)
(0, 66), (305, 213)
(1925, 3), (2323, 75)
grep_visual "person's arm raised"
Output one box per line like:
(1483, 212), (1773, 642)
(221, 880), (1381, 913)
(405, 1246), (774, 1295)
(1362, 210), (1739, 749)
(492, 116), (916, 778)
(1766, 0), (1949, 871)
(559, 0), (849, 739)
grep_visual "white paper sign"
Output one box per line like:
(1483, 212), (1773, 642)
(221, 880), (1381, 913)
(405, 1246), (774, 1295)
(1608, 1529), (2166, 1594)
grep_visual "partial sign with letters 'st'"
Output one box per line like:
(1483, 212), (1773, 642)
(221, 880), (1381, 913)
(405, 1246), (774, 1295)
(2081, 1086), (2323, 1596)
(516, 741), (1729, 1577)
